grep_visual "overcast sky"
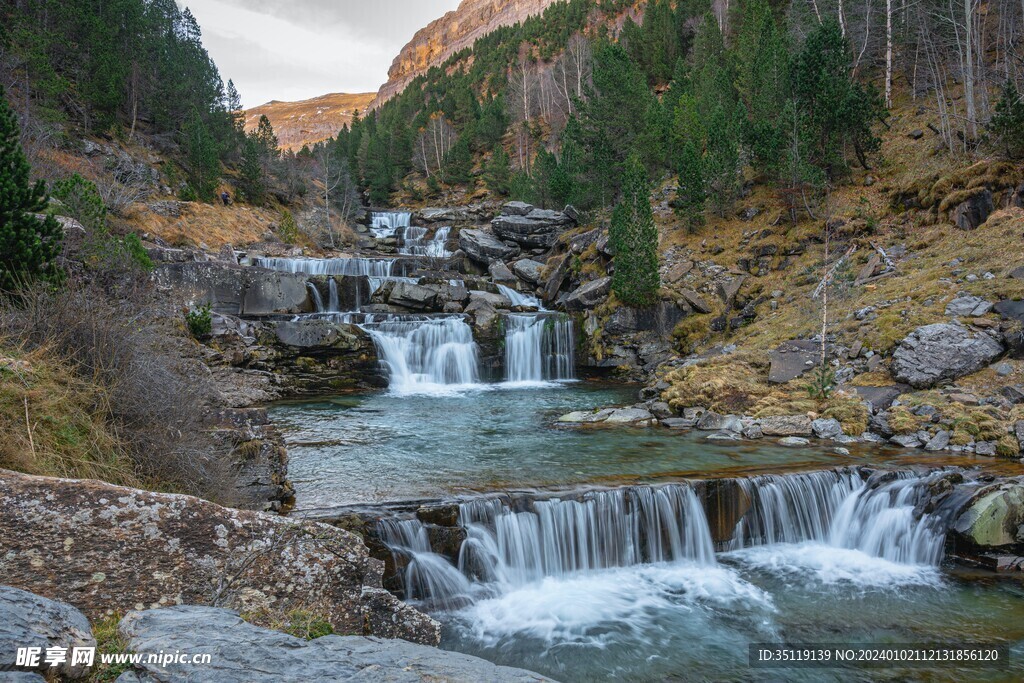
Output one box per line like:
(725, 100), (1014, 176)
(179, 1), (462, 109)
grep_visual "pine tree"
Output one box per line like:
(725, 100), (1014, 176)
(990, 81), (1024, 159)
(0, 87), (63, 291)
(238, 136), (265, 205)
(672, 93), (705, 230)
(484, 145), (512, 195)
(181, 108), (220, 201)
(610, 155), (660, 307)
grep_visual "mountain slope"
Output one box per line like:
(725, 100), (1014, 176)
(245, 93), (375, 150)
(372, 0), (561, 108)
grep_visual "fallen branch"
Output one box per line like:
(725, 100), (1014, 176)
(813, 245), (858, 299)
(869, 241), (897, 269)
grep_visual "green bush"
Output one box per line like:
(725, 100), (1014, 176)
(52, 173), (107, 232)
(185, 304), (213, 338)
(279, 209), (299, 244)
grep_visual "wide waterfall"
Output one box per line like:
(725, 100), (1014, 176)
(401, 225), (452, 257)
(377, 468), (958, 609)
(504, 314), (575, 382)
(370, 211), (412, 238)
(496, 284), (540, 308)
(361, 315), (480, 394)
(254, 256), (398, 277)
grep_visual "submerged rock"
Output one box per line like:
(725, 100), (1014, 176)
(115, 606), (553, 683)
(892, 323), (1005, 388)
(778, 436), (810, 447)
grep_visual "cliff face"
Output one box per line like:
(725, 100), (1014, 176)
(245, 92), (375, 150)
(373, 0), (560, 108)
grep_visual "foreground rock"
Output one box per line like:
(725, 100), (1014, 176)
(953, 481), (1024, 548)
(0, 470), (439, 645)
(1, 586), (95, 680)
(892, 323), (1005, 388)
(115, 606), (554, 683)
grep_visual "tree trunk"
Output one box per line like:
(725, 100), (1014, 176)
(885, 0), (893, 108)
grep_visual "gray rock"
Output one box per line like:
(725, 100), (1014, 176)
(891, 434), (922, 448)
(707, 431), (741, 441)
(975, 441), (998, 456)
(501, 201), (535, 216)
(468, 290), (512, 309)
(778, 437), (810, 447)
(945, 294), (993, 317)
(683, 407), (706, 420)
(951, 189), (994, 230)
(678, 289), (712, 314)
(811, 418), (844, 440)
(388, 281), (440, 310)
(758, 415), (814, 437)
(768, 340), (821, 384)
(648, 402), (673, 419)
(953, 484), (1024, 547)
(488, 260), (518, 285)
(892, 323), (1005, 388)
(605, 301), (690, 336)
(833, 447), (851, 455)
(0, 585), (95, 680)
(1010, 266), (1024, 280)
(993, 362), (1014, 377)
(853, 385), (906, 412)
(604, 408), (655, 424)
(464, 297), (499, 330)
(696, 411), (743, 433)
(458, 229), (519, 264)
(994, 299), (1024, 323)
(115, 606), (553, 683)
(743, 424), (764, 439)
(924, 430), (951, 451)
(661, 418), (696, 430)
(542, 253), (571, 302)
(512, 259), (545, 284)
(564, 277), (611, 311)
(272, 319), (363, 349)
(492, 209), (573, 248)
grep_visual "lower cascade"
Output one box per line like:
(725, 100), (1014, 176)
(377, 468), (959, 608)
(503, 314), (575, 382)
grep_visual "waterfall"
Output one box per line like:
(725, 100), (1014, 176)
(378, 519), (473, 608)
(254, 256), (398, 277)
(370, 211), (412, 238)
(729, 469), (948, 565)
(361, 316), (480, 393)
(306, 282), (324, 312)
(504, 314), (575, 382)
(327, 278), (340, 312)
(497, 284), (540, 309)
(401, 226), (452, 257)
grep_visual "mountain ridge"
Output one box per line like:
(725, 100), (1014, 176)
(244, 92), (375, 151)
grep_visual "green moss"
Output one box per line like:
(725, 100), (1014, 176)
(282, 610), (335, 640)
(88, 615), (129, 682)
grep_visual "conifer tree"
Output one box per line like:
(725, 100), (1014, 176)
(484, 146), (512, 195)
(990, 81), (1024, 159)
(610, 155), (660, 307)
(181, 108), (220, 201)
(238, 136), (265, 205)
(672, 93), (705, 230)
(0, 88), (62, 291)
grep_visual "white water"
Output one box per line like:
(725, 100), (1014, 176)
(306, 282), (324, 312)
(504, 314), (575, 383)
(497, 284), (540, 308)
(401, 225), (452, 257)
(255, 256), (398, 277)
(327, 278), (340, 312)
(361, 316), (481, 395)
(370, 211), (412, 238)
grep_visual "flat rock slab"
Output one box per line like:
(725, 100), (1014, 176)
(892, 323), (1005, 388)
(0, 585), (96, 680)
(564, 277), (611, 311)
(458, 229), (520, 264)
(115, 606), (554, 683)
(994, 299), (1024, 323)
(759, 415), (813, 437)
(852, 385), (907, 412)
(0, 470), (439, 646)
(768, 340), (821, 384)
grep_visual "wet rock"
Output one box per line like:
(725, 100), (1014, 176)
(512, 259), (544, 284)
(648, 402), (674, 419)
(272, 319), (364, 350)
(488, 260), (518, 286)
(387, 281), (440, 310)
(768, 340), (820, 384)
(778, 437), (810, 447)
(953, 484), (1024, 547)
(416, 505), (460, 527)
(707, 432), (741, 441)
(945, 294), (994, 317)
(661, 418), (696, 430)
(469, 290), (512, 309)
(0, 470), (439, 645)
(492, 209), (574, 248)
(891, 434), (923, 448)
(604, 408), (655, 424)
(0, 585), (96, 680)
(696, 411), (743, 433)
(116, 606), (549, 683)
(976, 441), (998, 456)
(564, 277), (611, 311)
(892, 323), (1005, 388)
(458, 229), (519, 264)
(759, 415), (813, 437)
(811, 418), (844, 440)
(743, 424), (764, 440)
(464, 297), (499, 330)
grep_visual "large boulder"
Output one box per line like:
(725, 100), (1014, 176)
(951, 189), (994, 231)
(491, 209), (575, 248)
(953, 483), (1024, 548)
(892, 323), (1005, 388)
(240, 271), (312, 316)
(605, 301), (690, 336)
(501, 201), (535, 216)
(388, 281), (440, 310)
(564, 277), (612, 311)
(0, 470), (439, 645)
(114, 606), (553, 683)
(0, 585), (95, 680)
(512, 258), (545, 284)
(488, 260), (518, 286)
(758, 415), (814, 437)
(458, 229), (520, 264)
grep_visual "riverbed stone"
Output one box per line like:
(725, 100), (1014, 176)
(648, 401), (674, 419)
(661, 418), (696, 430)
(115, 606), (553, 683)
(811, 418), (844, 440)
(758, 415), (814, 437)
(604, 408), (655, 424)
(925, 430), (951, 451)
(458, 229), (519, 264)
(696, 411), (743, 433)
(0, 585), (96, 680)
(564, 277), (612, 311)
(0, 470), (439, 646)
(778, 437), (810, 447)
(891, 434), (923, 448)
(892, 323), (1005, 388)
(953, 483), (1024, 547)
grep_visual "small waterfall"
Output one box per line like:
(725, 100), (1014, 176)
(401, 226), (452, 257)
(730, 469), (948, 565)
(306, 282), (324, 312)
(378, 519), (473, 608)
(255, 256), (398, 277)
(370, 211), (412, 238)
(361, 316), (480, 392)
(497, 284), (540, 309)
(327, 278), (340, 312)
(504, 314), (575, 382)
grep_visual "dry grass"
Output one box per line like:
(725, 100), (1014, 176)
(119, 201), (277, 248)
